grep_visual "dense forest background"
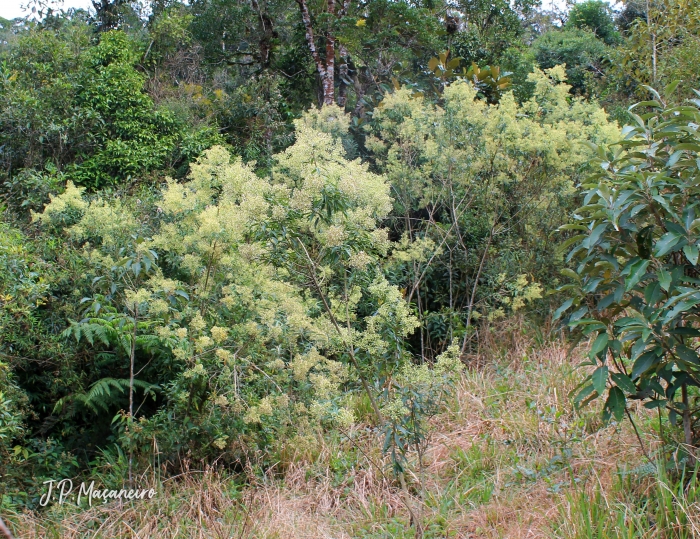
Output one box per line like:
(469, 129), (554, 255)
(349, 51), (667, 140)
(2, 0), (700, 535)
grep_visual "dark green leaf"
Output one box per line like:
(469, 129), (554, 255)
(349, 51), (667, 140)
(604, 387), (625, 422)
(611, 372), (636, 394)
(592, 366), (608, 395)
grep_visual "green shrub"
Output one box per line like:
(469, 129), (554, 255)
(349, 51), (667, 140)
(532, 28), (610, 96)
(558, 83), (700, 451)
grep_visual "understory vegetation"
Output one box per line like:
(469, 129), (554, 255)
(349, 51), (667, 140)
(8, 326), (697, 538)
(2, 0), (700, 536)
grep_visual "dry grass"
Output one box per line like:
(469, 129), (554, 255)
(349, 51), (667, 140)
(8, 326), (669, 539)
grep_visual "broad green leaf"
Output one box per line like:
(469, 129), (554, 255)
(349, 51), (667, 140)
(592, 366), (608, 395)
(611, 372), (636, 394)
(675, 345), (700, 364)
(583, 223), (607, 249)
(644, 281), (662, 305)
(604, 387), (626, 422)
(553, 298), (573, 321)
(583, 277), (603, 293)
(664, 298), (700, 323)
(655, 232), (682, 257)
(561, 268), (580, 282)
(574, 384), (596, 407)
(597, 293), (616, 311)
(625, 259), (650, 291)
(683, 244), (699, 265)
(664, 80), (681, 98)
(589, 333), (609, 358)
(644, 399), (667, 409)
(631, 351), (659, 379)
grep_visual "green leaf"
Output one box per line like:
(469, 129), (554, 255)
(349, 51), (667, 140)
(582, 277), (603, 293)
(583, 223), (607, 249)
(553, 298), (573, 321)
(611, 372), (636, 394)
(683, 244), (699, 265)
(604, 387), (626, 422)
(664, 298), (700, 323)
(644, 281), (662, 305)
(561, 268), (580, 282)
(589, 333), (609, 358)
(625, 259), (650, 291)
(592, 366), (609, 395)
(664, 80), (681, 97)
(669, 327), (700, 337)
(597, 293), (616, 311)
(631, 351), (659, 379)
(658, 268), (672, 291)
(574, 384), (596, 407)
(655, 232), (682, 257)
(667, 150), (684, 168)
(644, 399), (667, 409)
(675, 345), (700, 364)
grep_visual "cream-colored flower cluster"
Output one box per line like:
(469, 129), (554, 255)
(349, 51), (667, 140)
(32, 105), (422, 448)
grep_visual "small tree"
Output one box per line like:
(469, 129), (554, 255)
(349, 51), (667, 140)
(558, 83), (700, 458)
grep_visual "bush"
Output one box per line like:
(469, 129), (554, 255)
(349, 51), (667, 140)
(559, 83), (700, 452)
(0, 30), (222, 190)
(565, 0), (621, 46)
(27, 107), (457, 485)
(366, 68), (618, 357)
(532, 28), (610, 96)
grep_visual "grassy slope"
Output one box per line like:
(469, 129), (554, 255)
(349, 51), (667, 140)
(10, 324), (700, 538)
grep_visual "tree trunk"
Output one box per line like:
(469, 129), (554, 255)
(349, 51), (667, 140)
(336, 0), (351, 108)
(296, 0), (353, 106)
(296, 0), (335, 105)
(645, 0), (657, 85)
(250, 0), (276, 68)
(323, 0), (336, 105)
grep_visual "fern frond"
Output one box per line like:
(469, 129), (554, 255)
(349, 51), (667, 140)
(57, 378), (160, 417)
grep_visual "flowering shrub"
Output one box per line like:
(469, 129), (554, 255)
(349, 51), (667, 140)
(368, 67), (619, 357)
(33, 107), (457, 472)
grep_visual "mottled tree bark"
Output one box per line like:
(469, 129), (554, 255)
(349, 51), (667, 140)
(296, 0), (334, 105)
(296, 0), (352, 107)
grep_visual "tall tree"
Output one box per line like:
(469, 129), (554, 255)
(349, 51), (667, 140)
(295, 0), (350, 105)
(92, 0), (127, 30)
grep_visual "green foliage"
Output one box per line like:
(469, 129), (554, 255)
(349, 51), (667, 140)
(532, 28), (611, 96)
(614, 0), (700, 100)
(558, 84), (700, 445)
(565, 0), (621, 46)
(382, 342), (462, 476)
(26, 107), (459, 484)
(450, 0), (539, 66)
(423, 50), (513, 103)
(552, 463), (700, 538)
(0, 28), (222, 190)
(0, 220), (83, 509)
(1, 0), (688, 519)
(367, 68), (618, 357)
(68, 31), (181, 187)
